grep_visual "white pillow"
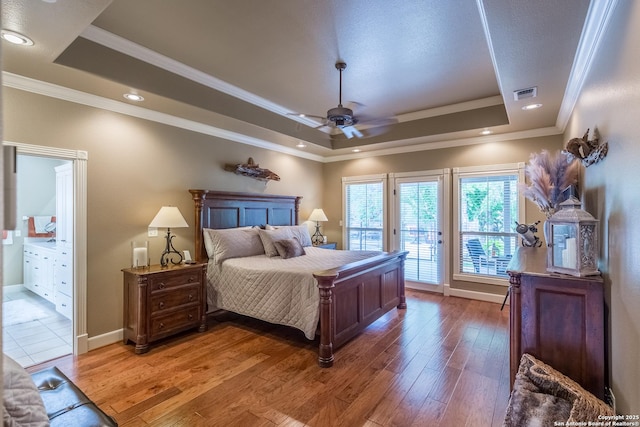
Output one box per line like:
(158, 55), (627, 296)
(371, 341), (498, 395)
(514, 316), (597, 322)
(264, 224), (312, 247)
(258, 227), (294, 256)
(2, 355), (49, 426)
(203, 228), (264, 264)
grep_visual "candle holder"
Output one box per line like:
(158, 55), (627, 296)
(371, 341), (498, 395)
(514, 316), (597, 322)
(131, 241), (149, 269)
(546, 197), (599, 277)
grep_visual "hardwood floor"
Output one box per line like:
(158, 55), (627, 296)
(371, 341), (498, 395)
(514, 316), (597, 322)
(28, 289), (511, 426)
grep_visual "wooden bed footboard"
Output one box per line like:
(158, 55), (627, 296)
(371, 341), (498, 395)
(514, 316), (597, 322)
(314, 250), (408, 368)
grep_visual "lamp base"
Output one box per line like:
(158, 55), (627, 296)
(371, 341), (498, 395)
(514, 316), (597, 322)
(160, 228), (183, 267)
(311, 224), (324, 246)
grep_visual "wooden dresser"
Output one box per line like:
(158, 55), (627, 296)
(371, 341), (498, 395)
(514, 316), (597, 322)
(507, 246), (606, 400)
(123, 263), (207, 354)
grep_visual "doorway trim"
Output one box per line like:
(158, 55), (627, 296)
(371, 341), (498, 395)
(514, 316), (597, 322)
(4, 141), (88, 354)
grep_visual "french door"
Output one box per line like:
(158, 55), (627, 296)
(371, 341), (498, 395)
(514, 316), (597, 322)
(391, 170), (450, 293)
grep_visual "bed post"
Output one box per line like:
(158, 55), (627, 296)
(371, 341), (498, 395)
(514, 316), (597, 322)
(315, 272), (338, 368)
(189, 189), (206, 263)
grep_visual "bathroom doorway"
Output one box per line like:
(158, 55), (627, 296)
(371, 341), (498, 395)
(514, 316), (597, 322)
(2, 142), (88, 367)
(2, 155), (72, 366)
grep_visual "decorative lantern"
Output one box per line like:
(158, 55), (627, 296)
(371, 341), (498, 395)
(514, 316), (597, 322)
(547, 196), (599, 277)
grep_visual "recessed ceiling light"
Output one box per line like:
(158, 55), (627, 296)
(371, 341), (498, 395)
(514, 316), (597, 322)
(1, 30), (34, 46)
(522, 103), (542, 111)
(296, 141), (307, 148)
(480, 129), (492, 135)
(352, 148), (361, 153)
(123, 93), (144, 102)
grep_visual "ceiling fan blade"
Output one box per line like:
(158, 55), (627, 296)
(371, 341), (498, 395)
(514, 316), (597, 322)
(345, 101), (366, 112)
(356, 114), (398, 127)
(286, 112), (327, 121)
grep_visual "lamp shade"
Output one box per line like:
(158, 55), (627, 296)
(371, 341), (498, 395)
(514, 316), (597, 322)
(149, 206), (188, 228)
(308, 208), (328, 222)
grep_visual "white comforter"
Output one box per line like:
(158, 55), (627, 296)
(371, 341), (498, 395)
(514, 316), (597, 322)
(206, 247), (382, 339)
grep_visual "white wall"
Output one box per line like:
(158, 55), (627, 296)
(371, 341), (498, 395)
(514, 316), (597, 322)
(564, 0), (640, 414)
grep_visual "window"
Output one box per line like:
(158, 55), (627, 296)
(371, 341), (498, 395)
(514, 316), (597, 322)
(342, 174), (387, 251)
(453, 164), (524, 283)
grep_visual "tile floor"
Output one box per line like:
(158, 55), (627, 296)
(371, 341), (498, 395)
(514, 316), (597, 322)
(3, 286), (72, 367)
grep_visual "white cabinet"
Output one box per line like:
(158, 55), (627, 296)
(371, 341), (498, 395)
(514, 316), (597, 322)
(55, 163), (73, 319)
(55, 248), (72, 319)
(23, 243), (56, 303)
(55, 163), (73, 249)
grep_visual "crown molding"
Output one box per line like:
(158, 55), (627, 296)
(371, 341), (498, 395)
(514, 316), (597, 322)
(396, 95), (504, 123)
(4, 71), (564, 164)
(81, 25), (320, 129)
(323, 126), (562, 162)
(2, 72), (325, 162)
(556, 0), (619, 131)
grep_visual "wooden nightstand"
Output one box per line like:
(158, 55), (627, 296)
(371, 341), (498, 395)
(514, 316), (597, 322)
(315, 242), (337, 249)
(122, 263), (207, 354)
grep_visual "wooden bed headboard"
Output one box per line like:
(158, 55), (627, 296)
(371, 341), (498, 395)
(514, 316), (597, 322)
(189, 190), (302, 262)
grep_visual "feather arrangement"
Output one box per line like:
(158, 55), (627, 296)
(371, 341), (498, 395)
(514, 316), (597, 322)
(519, 150), (579, 218)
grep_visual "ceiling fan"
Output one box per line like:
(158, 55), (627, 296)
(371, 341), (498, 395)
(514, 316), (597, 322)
(288, 62), (396, 139)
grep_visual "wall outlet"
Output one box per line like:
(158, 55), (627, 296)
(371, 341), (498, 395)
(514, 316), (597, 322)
(147, 227), (158, 237)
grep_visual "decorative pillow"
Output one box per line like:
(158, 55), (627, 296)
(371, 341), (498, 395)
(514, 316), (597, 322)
(258, 227), (294, 256)
(264, 225), (312, 247)
(503, 353), (614, 427)
(203, 227), (265, 264)
(274, 237), (306, 259)
(3, 355), (49, 426)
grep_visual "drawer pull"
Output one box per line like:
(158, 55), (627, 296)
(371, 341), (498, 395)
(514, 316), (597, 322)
(159, 322), (164, 329)
(188, 314), (193, 320)
(159, 302), (165, 309)
(188, 294), (194, 301)
(159, 282), (166, 289)
(188, 276), (195, 282)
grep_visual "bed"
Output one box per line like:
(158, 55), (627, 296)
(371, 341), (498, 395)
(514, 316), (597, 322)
(190, 189), (408, 367)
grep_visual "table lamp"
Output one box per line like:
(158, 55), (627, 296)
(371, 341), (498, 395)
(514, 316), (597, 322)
(308, 208), (328, 245)
(149, 206), (189, 267)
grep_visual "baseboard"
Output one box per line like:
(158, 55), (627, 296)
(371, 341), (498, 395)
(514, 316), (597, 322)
(76, 333), (89, 354)
(443, 283), (509, 305)
(405, 282), (444, 294)
(83, 289), (507, 352)
(87, 329), (123, 351)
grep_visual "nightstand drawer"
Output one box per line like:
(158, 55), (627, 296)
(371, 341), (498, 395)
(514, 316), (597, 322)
(122, 263), (207, 354)
(150, 305), (201, 338)
(150, 284), (201, 313)
(148, 270), (201, 292)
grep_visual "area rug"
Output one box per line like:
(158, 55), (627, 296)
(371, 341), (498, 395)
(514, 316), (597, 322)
(2, 299), (51, 326)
